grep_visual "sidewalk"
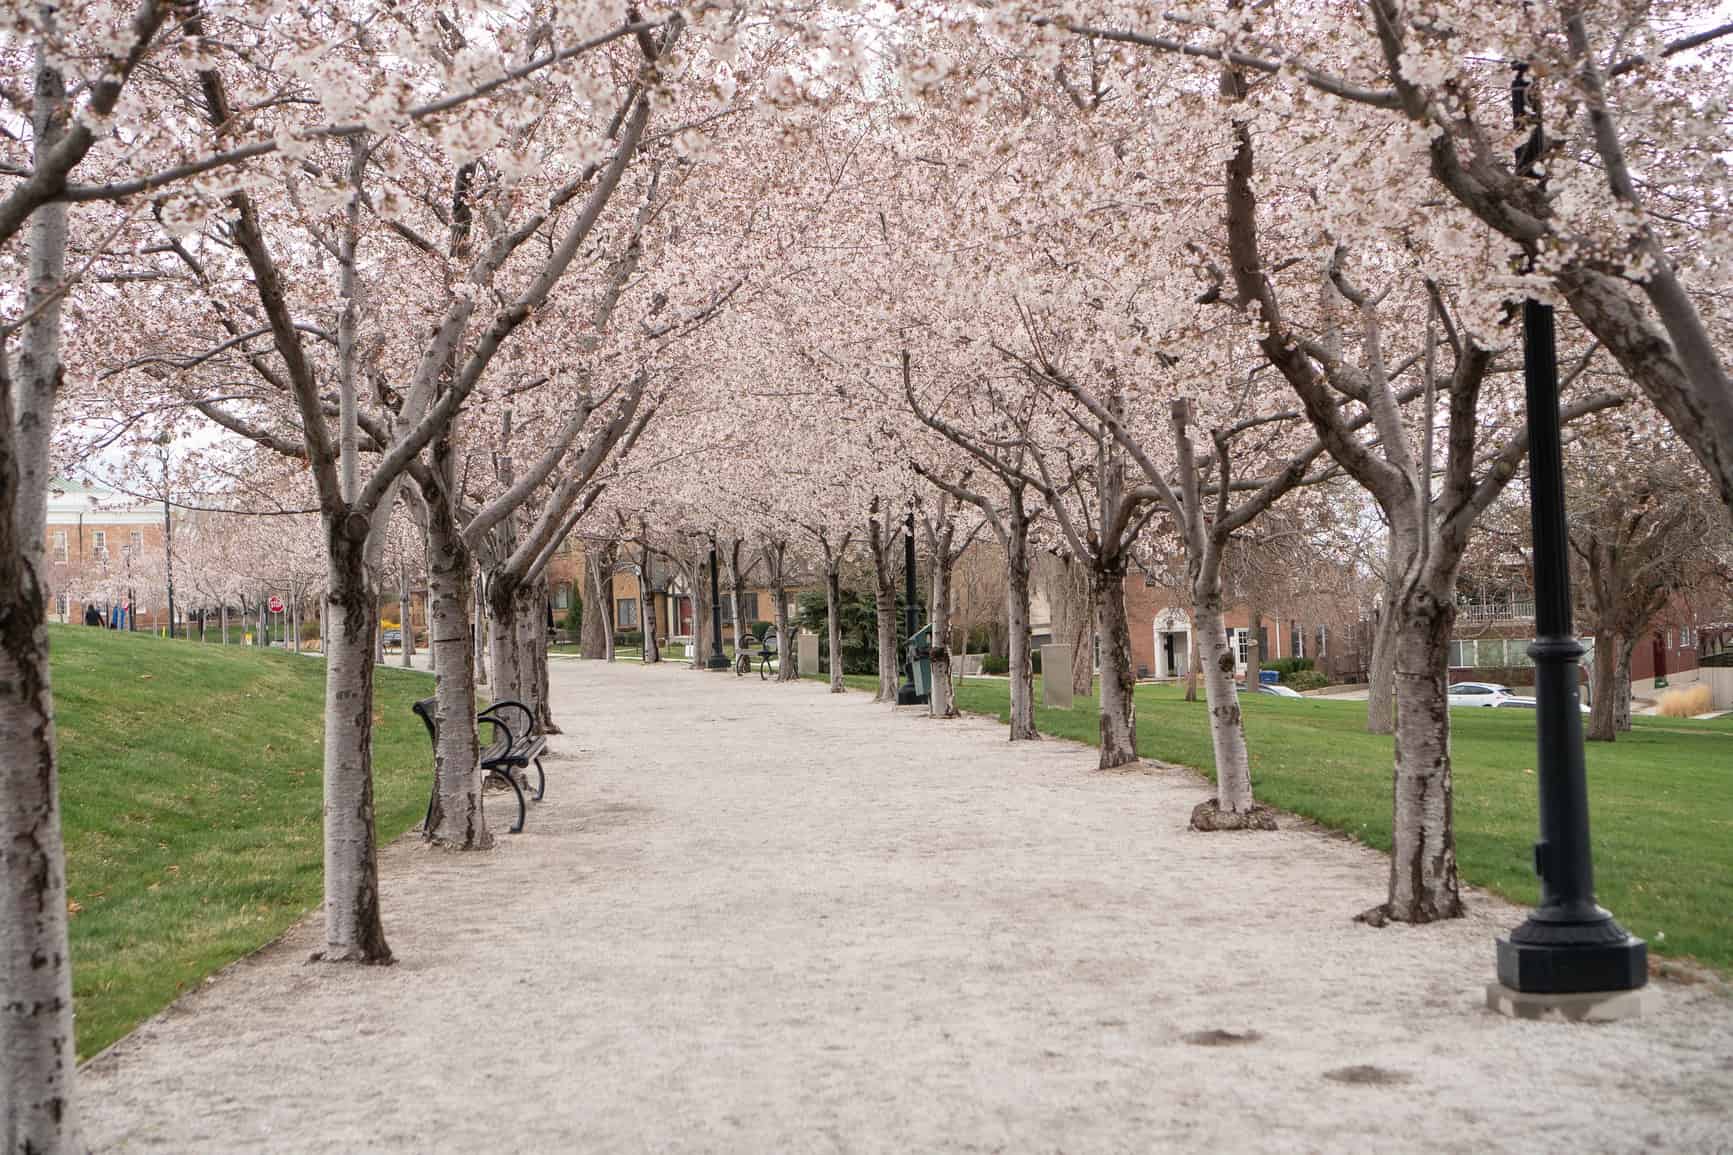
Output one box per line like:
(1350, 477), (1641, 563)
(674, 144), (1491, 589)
(78, 660), (1733, 1152)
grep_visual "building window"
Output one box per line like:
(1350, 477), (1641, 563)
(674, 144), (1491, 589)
(1290, 622), (1304, 660)
(92, 530), (107, 558)
(129, 530), (143, 553)
(616, 598), (639, 629)
(1235, 629), (1249, 668)
(52, 530), (67, 561)
(1315, 625), (1327, 659)
(553, 582), (571, 610)
(740, 591), (759, 621)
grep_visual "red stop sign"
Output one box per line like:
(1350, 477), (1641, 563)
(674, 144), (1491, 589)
(267, 595), (284, 614)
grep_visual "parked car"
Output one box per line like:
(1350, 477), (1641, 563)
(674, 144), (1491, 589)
(382, 628), (402, 648)
(1446, 681), (1590, 713)
(1448, 681), (1524, 708)
(1256, 683), (1305, 699)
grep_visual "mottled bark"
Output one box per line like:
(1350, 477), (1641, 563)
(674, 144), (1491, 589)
(486, 580), (540, 724)
(316, 531), (392, 963)
(1366, 598), (1398, 735)
(581, 547), (609, 659)
(1195, 601), (1254, 812)
(1589, 631), (1618, 743)
(1184, 625), (1200, 702)
(868, 510), (900, 702)
(725, 538), (749, 660)
(1005, 497), (1037, 741)
(1094, 560), (1138, 768)
(765, 540), (795, 684)
(3, 45), (79, 1149)
(1614, 634), (1635, 734)
(928, 545), (957, 718)
(398, 569), (414, 668)
(532, 576), (556, 733)
(1368, 594), (1463, 924)
(639, 539), (660, 665)
(422, 482), (489, 849)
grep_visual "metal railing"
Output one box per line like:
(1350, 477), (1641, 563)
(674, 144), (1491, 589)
(1456, 597), (1535, 621)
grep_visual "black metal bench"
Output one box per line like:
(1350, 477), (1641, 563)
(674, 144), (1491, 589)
(412, 697), (547, 835)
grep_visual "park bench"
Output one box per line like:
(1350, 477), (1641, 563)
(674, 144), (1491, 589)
(412, 697), (547, 835)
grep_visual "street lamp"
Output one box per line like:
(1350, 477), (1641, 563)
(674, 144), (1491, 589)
(1490, 65), (1646, 1018)
(706, 539), (729, 670)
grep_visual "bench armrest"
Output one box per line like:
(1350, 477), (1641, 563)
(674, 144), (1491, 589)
(478, 699), (536, 742)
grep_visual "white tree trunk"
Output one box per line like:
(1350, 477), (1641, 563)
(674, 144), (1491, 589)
(1374, 595), (1464, 924)
(582, 549), (609, 660)
(928, 551), (957, 717)
(486, 580), (540, 723)
(398, 570), (413, 668)
(871, 548), (898, 702)
(531, 577), (556, 734)
(1366, 598), (1398, 735)
(1196, 602), (1255, 809)
(1094, 565), (1138, 768)
(316, 538), (393, 962)
(422, 493), (489, 849)
(726, 540), (747, 662)
(471, 575), (485, 683)
(1614, 634), (1636, 733)
(771, 557), (795, 684)
(1589, 631), (1619, 742)
(1005, 509), (1036, 741)
(3, 46), (79, 1148)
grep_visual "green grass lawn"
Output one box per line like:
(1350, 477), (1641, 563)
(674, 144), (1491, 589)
(51, 625), (437, 1059)
(833, 672), (1732, 976)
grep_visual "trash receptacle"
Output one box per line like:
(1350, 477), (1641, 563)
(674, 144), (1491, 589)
(1258, 669), (1279, 686)
(905, 623), (933, 703)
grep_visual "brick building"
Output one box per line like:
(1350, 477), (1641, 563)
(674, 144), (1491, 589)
(44, 478), (173, 630)
(544, 540), (809, 650)
(1118, 577), (1364, 684)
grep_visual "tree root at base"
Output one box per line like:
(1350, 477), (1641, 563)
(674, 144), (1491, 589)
(1188, 798), (1278, 831)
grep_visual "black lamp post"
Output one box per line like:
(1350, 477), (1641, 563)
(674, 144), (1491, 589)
(706, 540), (729, 670)
(1494, 65), (1645, 1000)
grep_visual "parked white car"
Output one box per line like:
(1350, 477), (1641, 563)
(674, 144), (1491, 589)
(1447, 681), (1532, 708)
(1447, 681), (1590, 712)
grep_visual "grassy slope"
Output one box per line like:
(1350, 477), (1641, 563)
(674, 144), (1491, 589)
(826, 672), (1731, 975)
(52, 625), (435, 1059)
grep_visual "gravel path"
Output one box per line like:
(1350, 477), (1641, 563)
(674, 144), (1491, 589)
(81, 660), (1733, 1152)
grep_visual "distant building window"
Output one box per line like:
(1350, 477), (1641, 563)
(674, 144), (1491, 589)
(1235, 629), (1249, 668)
(129, 530), (142, 554)
(1290, 622), (1304, 660)
(553, 582), (571, 610)
(52, 530), (67, 561)
(92, 530), (107, 558)
(616, 598), (639, 629)
(740, 592), (759, 621)
(1315, 625), (1327, 659)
